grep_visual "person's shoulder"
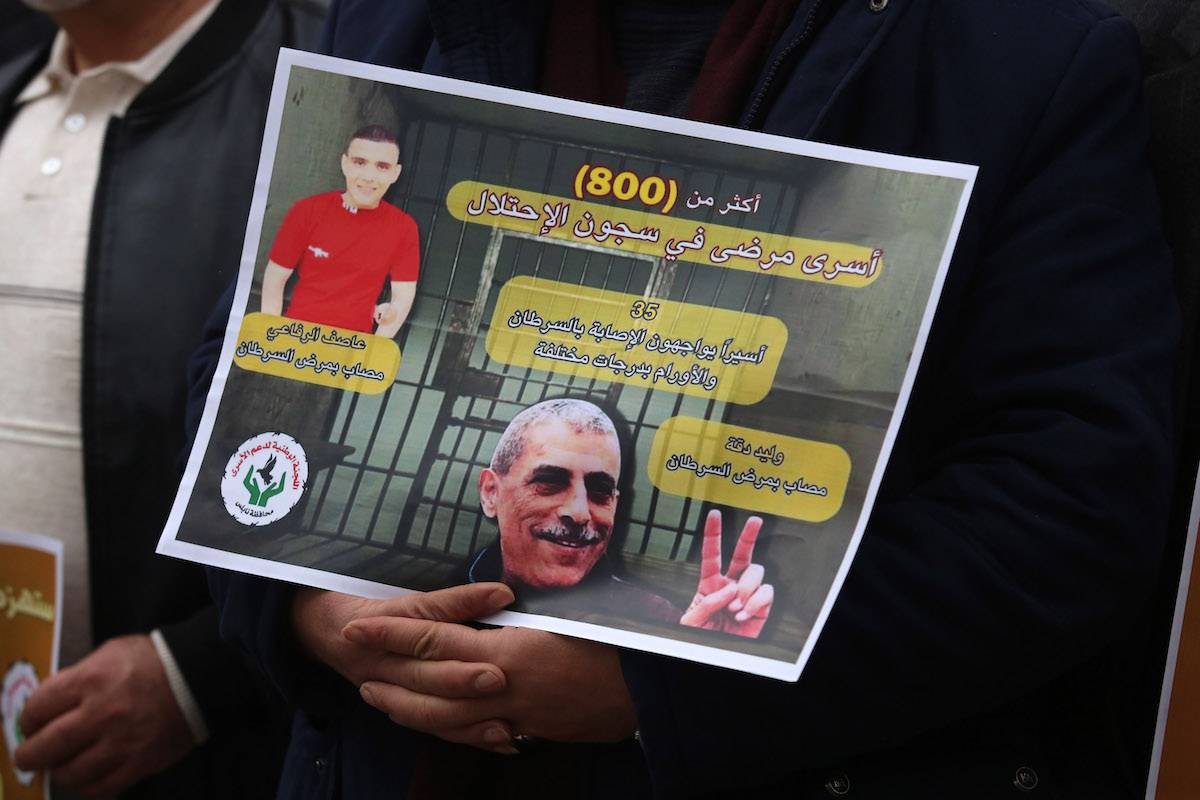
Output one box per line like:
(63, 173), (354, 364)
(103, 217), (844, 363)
(0, 3), (54, 72)
(941, 0), (1119, 26)
(933, 0), (1133, 48)
(915, 0), (1141, 119)
(294, 190), (341, 210)
(381, 201), (420, 229)
(279, 191), (340, 224)
(275, 0), (327, 24)
(264, 0), (326, 48)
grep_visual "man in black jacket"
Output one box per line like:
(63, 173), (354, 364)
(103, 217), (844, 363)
(0, 0), (323, 796)
(198, 1), (1180, 798)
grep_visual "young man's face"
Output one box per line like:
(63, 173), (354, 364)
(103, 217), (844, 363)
(340, 137), (402, 209)
(479, 418), (621, 590)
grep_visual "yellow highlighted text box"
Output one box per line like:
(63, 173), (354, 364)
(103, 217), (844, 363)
(233, 313), (399, 395)
(648, 416), (850, 522)
(447, 181), (882, 287)
(487, 276), (786, 405)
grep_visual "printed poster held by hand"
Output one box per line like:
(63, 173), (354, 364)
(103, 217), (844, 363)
(157, 49), (975, 681)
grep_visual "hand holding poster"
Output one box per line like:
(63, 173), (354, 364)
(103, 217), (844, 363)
(158, 50), (974, 681)
(0, 531), (61, 800)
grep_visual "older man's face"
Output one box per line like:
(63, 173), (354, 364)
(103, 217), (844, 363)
(479, 418), (620, 590)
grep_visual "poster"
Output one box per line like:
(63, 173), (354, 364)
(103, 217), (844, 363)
(157, 50), (975, 681)
(0, 530), (61, 800)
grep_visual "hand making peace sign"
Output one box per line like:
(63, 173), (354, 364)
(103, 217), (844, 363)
(679, 509), (773, 638)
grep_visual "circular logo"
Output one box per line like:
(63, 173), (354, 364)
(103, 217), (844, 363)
(221, 432), (309, 526)
(2, 661), (38, 786)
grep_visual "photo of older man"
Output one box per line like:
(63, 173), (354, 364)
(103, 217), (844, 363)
(467, 398), (774, 638)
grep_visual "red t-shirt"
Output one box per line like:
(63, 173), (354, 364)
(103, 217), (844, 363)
(268, 191), (420, 333)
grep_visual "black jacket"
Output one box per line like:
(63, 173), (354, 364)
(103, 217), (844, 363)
(1103, 0), (1200, 786)
(198, 0), (1180, 798)
(0, 1), (323, 796)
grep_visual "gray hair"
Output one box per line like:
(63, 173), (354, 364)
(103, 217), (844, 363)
(490, 399), (618, 475)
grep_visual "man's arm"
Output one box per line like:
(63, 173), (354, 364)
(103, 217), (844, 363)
(373, 280), (416, 337)
(260, 260), (293, 316)
(13, 635), (195, 796)
(615, 14), (1180, 795)
(12, 286), (284, 796)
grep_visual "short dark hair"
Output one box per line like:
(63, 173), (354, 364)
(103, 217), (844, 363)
(346, 124), (398, 152)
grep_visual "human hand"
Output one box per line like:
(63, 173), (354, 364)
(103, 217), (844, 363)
(13, 635), (195, 797)
(373, 302), (400, 336)
(291, 584), (512, 691)
(343, 592), (637, 753)
(679, 510), (773, 637)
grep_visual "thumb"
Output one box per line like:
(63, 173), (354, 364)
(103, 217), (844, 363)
(381, 582), (515, 623)
(679, 581), (738, 628)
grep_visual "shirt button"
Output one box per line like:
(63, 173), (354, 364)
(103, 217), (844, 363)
(1013, 766), (1039, 791)
(41, 157), (63, 176)
(63, 113), (86, 133)
(824, 773), (850, 796)
(313, 756), (327, 774)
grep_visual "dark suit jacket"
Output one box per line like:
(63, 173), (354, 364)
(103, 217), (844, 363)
(1100, 0), (1200, 789)
(198, 0), (1180, 797)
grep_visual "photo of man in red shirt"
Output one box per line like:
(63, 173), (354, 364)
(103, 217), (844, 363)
(260, 124), (419, 337)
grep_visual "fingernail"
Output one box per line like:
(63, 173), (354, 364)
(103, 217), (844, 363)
(489, 586), (514, 608)
(359, 684), (376, 705)
(483, 726), (510, 745)
(729, 599), (743, 612)
(735, 611), (750, 622)
(343, 624), (366, 644)
(474, 671), (501, 692)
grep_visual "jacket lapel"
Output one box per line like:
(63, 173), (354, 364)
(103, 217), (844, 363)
(0, 43), (51, 135)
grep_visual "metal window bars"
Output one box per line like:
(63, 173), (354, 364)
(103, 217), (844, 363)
(297, 117), (785, 577)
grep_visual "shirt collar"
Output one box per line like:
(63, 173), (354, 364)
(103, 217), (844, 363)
(15, 0), (219, 113)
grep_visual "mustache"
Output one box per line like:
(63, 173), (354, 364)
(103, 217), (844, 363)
(533, 520), (608, 548)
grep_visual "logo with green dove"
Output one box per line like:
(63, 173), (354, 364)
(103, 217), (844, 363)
(221, 432), (309, 526)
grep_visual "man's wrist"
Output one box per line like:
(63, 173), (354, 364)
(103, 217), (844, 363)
(149, 629), (209, 744)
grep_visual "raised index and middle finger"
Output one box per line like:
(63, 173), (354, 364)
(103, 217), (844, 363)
(701, 510), (764, 580)
(725, 515), (764, 580)
(699, 508), (726, 585)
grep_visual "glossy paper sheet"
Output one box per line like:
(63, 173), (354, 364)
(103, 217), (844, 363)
(158, 50), (974, 680)
(0, 530), (61, 800)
